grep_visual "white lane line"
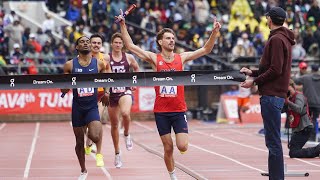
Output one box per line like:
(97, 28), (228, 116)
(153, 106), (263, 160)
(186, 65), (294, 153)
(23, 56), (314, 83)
(189, 143), (264, 172)
(69, 122), (112, 179)
(24, 122), (40, 178)
(194, 130), (320, 167)
(0, 123), (6, 130)
(133, 121), (265, 173)
(123, 123), (208, 180)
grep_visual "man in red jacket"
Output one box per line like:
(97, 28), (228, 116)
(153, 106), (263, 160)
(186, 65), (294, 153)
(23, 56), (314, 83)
(240, 7), (295, 180)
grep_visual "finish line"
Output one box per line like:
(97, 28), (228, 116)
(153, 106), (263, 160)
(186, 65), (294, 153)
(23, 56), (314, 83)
(0, 70), (245, 90)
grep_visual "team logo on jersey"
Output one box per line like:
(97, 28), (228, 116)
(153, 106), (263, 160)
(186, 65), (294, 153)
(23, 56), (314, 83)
(159, 61), (163, 66)
(75, 68), (82, 72)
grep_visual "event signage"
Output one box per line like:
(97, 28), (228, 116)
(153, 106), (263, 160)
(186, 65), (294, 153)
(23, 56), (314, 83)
(0, 70), (245, 90)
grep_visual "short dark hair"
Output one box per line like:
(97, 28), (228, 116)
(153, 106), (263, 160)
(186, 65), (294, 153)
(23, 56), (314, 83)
(156, 28), (175, 51)
(90, 33), (105, 43)
(75, 36), (89, 46)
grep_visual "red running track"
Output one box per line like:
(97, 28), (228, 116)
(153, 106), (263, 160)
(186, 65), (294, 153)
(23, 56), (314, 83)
(0, 121), (319, 180)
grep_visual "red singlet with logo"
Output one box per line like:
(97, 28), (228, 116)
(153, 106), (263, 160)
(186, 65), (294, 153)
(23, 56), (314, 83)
(154, 54), (187, 112)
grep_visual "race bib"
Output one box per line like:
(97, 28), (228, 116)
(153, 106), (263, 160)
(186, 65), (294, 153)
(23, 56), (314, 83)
(159, 86), (177, 97)
(111, 87), (126, 93)
(77, 87), (94, 97)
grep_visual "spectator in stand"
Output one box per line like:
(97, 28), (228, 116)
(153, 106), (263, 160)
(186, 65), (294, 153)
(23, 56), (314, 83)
(194, 0), (210, 25)
(231, 39), (246, 61)
(73, 24), (85, 42)
(253, 33), (265, 56)
(3, 10), (19, 26)
(307, 0), (320, 26)
(294, 61), (308, 79)
(292, 39), (306, 61)
(246, 42), (257, 57)
(39, 45), (55, 74)
(53, 44), (67, 73)
(28, 33), (42, 53)
(92, 0), (108, 22)
(83, 0), (93, 25)
(42, 13), (55, 33)
(3, 19), (24, 53)
(110, 0), (126, 19)
(36, 28), (50, 46)
(8, 43), (23, 74)
(65, 1), (80, 23)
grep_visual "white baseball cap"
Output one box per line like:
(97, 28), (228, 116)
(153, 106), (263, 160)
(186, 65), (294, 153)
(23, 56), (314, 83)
(13, 43), (20, 49)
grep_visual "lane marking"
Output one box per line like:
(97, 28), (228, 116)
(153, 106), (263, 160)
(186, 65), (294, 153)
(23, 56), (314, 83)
(133, 121), (264, 175)
(24, 122), (40, 178)
(194, 130), (320, 168)
(0, 123), (6, 131)
(69, 122), (112, 179)
(127, 123), (206, 179)
(189, 143), (264, 172)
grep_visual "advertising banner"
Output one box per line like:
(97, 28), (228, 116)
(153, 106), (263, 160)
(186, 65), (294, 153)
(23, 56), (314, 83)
(0, 88), (156, 114)
(218, 95), (286, 123)
(0, 89), (72, 114)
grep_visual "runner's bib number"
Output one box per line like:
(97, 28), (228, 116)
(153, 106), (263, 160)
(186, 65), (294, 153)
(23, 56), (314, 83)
(77, 87), (94, 97)
(159, 86), (177, 97)
(111, 87), (126, 93)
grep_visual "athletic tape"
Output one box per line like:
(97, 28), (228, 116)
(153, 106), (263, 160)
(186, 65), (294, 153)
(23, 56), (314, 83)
(0, 70), (245, 90)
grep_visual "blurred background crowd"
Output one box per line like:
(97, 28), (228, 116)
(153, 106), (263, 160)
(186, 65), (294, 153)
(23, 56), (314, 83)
(0, 0), (320, 75)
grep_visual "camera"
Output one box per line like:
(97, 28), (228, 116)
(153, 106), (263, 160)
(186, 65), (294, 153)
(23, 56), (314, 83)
(287, 90), (291, 97)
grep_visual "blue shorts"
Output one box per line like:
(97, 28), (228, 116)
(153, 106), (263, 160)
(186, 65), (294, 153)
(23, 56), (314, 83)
(72, 106), (100, 127)
(154, 112), (188, 136)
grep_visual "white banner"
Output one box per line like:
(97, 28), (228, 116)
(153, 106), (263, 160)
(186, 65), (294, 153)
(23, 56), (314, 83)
(138, 87), (155, 111)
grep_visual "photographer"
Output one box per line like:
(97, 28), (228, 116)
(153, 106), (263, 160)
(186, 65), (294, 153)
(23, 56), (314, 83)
(286, 80), (320, 158)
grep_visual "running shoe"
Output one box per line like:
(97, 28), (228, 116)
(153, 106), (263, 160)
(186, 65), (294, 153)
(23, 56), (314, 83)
(169, 171), (178, 180)
(84, 146), (91, 155)
(114, 153), (122, 168)
(180, 150), (187, 154)
(96, 153), (104, 167)
(125, 134), (133, 151)
(78, 171), (88, 180)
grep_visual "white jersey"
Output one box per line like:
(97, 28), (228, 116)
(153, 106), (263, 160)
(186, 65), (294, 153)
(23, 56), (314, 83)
(238, 85), (251, 98)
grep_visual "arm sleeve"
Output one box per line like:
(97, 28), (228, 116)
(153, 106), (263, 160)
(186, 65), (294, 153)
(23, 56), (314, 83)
(287, 94), (305, 114)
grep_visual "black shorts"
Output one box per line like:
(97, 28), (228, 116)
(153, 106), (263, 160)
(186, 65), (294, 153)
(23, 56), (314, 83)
(154, 112), (188, 136)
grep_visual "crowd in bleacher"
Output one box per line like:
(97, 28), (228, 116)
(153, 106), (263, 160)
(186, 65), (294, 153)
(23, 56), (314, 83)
(0, 0), (320, 75)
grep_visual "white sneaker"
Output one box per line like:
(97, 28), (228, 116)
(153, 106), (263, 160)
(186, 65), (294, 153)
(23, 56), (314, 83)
(125, 134), (133, 151)
(169, 171), (178, 180)
(78, 171), (88, 180)
(114, 153), (122, 168)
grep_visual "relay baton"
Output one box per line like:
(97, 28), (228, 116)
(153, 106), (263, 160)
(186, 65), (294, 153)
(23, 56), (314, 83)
(115, 4), (137, 23)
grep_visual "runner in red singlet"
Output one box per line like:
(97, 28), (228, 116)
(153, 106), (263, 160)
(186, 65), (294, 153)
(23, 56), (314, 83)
(116, 12), (221, 179)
